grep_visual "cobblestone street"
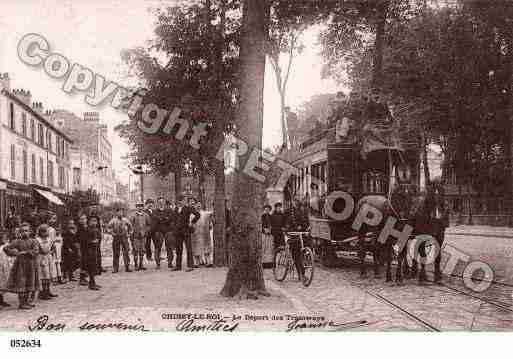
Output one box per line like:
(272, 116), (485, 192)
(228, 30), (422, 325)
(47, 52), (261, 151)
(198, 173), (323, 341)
(1, 234), (512, 332)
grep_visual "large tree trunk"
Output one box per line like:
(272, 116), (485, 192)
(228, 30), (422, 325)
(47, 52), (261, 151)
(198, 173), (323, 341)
(207, 0), (228, 267)
(220, 0), (270, 299)
(213, 159), (227, 266)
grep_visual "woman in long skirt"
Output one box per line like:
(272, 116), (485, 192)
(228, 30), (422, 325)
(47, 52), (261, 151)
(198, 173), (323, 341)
(189, 199), (202, 267)
(3, 222), (40, 309)
(195, 209), (213, 267)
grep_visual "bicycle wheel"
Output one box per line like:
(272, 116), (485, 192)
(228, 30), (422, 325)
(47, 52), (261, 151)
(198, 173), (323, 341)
(301, 247), (315, 287)
(273, 248), (289, 282)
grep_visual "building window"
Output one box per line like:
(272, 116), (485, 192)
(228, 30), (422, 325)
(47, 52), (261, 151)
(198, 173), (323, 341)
(57, 137), (61, 157)
(38, 124), (44, 145)
(47, 130), (52, 152)
(22, 149), (27, 184)
(47, 161), (54, 187)
(72, 168), (80, 188)
(31, 154), (36, 183)
(9, 103), (15, 130)
(10, 144), (15, 179)
(58, 166), (65, 189)
(30, 119), (35, 140)
(65, 169), (69, 192)
(22, 113), (27, 137)
(40, 157), (44, 185)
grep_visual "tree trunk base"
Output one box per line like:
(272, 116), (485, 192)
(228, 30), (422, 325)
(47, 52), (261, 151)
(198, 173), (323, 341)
(220, 223), (269, 300)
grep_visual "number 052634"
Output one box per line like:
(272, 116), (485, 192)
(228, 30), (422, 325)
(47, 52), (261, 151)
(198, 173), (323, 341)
(10, 339), (41, 348)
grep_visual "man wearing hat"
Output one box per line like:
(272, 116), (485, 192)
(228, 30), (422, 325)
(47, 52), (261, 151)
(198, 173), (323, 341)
(270, 203), (287, 251)
(107, 207), (133, 273)
(131, 203), (151, 270)
(144, 199), (155, 261)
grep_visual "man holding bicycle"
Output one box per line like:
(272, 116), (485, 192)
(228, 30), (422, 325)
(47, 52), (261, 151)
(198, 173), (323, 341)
(286, 201), (310, 282)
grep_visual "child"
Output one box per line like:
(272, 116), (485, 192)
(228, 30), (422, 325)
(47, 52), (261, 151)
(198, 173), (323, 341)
(62, 220), (80, 282)
(0, 233), (13, 308)
(53, 228), (64, 284)
(3, 222), (40, 309)
(86, 216), (101, 291)
(47, 214), (61, 284)
(36, 225), (58, 300)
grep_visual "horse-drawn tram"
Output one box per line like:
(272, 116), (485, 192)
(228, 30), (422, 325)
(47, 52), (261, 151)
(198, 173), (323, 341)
(282, 95), (422, 271)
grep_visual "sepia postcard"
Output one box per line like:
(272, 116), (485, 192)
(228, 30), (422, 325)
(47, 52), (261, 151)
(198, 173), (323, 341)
(0, 1), (512, 351)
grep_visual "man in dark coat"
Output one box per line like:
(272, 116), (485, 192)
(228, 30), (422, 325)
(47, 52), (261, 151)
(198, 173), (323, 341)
(173, 195), (200, 271)
(164, 200), (176, 268)
(88, 209), (104, 275)
(144, 199), (155, 260)
(286, 202), (310, 281)
(86, 216), (102, 290)
(270, 202), (287, 250)
(152, 197), (172, 269)
(77, 213), (89, 286)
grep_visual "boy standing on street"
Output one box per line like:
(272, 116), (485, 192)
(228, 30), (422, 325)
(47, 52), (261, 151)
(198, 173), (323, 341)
(107, 208), (133, 273)
(131, 203), (150, 271)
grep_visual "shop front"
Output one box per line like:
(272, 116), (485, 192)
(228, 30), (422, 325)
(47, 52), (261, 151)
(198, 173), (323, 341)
(0, 179), (34, 229)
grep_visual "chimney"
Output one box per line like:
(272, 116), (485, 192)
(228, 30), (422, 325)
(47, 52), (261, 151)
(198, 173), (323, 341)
(83, 111), (100, 123)
(0, 73), (10, 91)
(13, 89), (32, 105)
(32, 101), (44, 115)
(44, 109), (56, 125)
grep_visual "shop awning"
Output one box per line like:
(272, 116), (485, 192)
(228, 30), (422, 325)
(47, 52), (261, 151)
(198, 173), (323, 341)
(35, 189), (65, 206)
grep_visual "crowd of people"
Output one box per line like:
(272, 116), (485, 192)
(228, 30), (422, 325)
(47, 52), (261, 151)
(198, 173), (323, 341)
(0, 194), (216, 310)
(0, 194), (313, 310)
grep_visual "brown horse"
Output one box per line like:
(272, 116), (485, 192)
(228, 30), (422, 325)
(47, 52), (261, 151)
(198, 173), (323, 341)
(355, 195), (395, 279)
(407, 185), (448, 283)
(356, 184), (447, 283)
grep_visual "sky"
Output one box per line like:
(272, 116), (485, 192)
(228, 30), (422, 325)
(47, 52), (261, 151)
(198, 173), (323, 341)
(0, 0), (340, 184)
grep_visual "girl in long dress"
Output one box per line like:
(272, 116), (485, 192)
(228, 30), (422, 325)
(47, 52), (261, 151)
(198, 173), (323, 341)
(0, 233), (13, 307)
(36, 225), (58, 300)
(3, 222), (40, 309)
(47, 215), (58, 283)
(53, 228), (64, 284)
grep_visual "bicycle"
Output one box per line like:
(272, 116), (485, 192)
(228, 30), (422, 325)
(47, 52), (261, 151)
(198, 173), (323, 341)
(273, 231), (315, 287)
